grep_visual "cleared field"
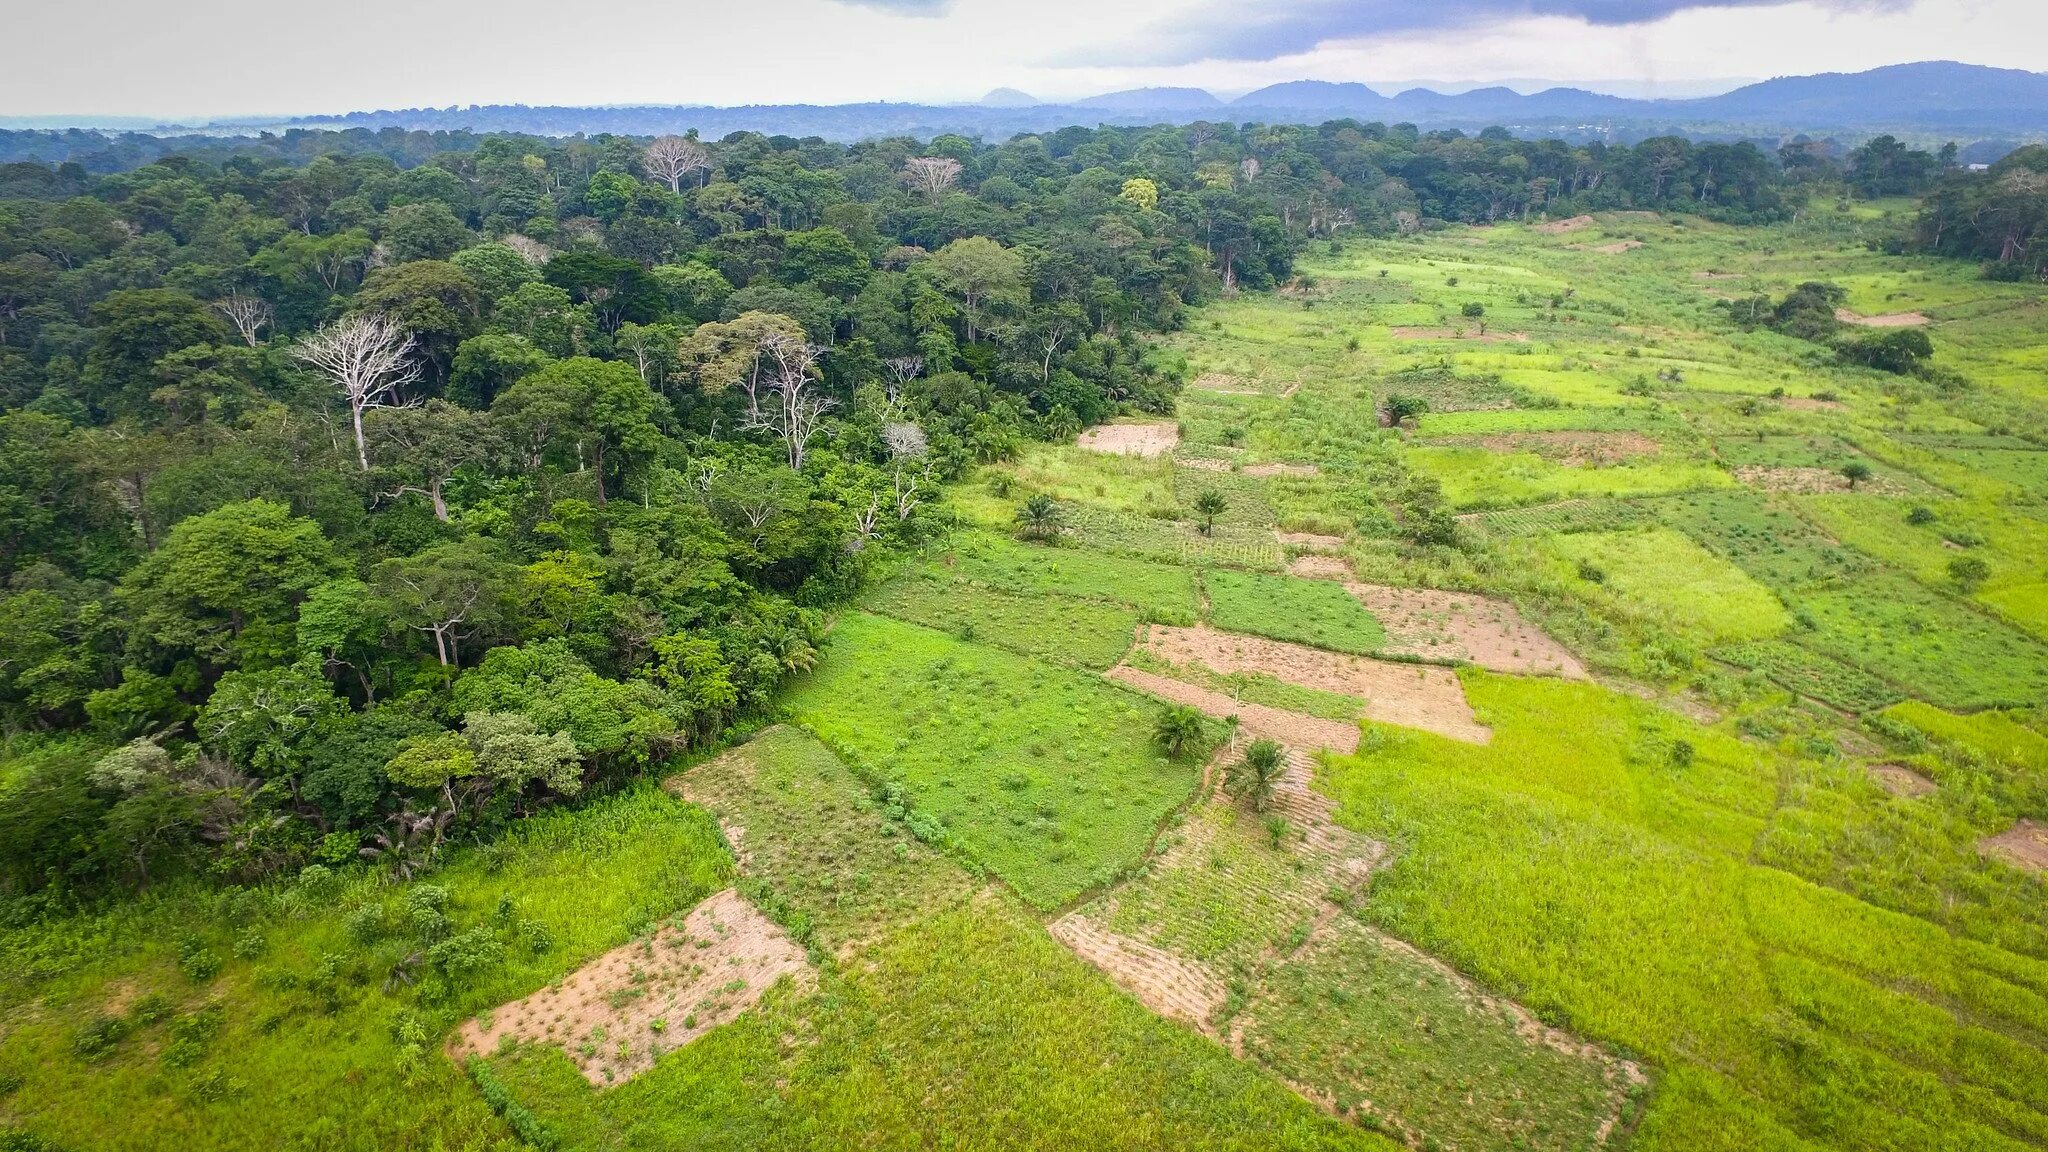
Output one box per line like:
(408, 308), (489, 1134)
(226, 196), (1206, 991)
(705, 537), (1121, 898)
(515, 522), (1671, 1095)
(782, 612), (1199, 908)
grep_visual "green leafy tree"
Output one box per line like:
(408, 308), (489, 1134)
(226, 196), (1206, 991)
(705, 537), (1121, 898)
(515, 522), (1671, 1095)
(925, 236), (1025, 342)
(80, 289), (230, 421)
(1014, 493), (1063, 542)
(450, 242), (540, 302)
(372, 538), (522, 674)
(1153, 704), (1207, 761)
(1841, 460), (1873, 490)
(1949, 555), (1991, 591)
(119, 500), (339, 670)
(1229, 738), (1286, 812)
(196, 662), (344, 778)
(491, 357), (667, 504)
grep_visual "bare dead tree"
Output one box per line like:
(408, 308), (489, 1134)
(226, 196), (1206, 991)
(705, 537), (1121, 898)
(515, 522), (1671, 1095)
(883, 355), (923, 405)
(644, 135), (712, 193)
(742, 334), (836, 470)
(500, 234), (552, 265)
(851, 492), (885, 549)
(884, 420), (931, 522)
(214, 293), (275, 347)
(902, 156), (963, 202)
(292, 313), (422, 471)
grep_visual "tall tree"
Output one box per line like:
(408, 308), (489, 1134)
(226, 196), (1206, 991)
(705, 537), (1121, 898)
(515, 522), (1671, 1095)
(292, 312), (422, 471)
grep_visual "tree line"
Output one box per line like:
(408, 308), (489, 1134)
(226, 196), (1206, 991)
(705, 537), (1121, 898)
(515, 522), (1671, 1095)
(0, 117), (1832, 907)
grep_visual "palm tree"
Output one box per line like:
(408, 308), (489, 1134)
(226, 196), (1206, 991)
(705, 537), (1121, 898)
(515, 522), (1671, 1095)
(1841, 460), (1872, 491)
(1230, 739), (1286, 812)
(1015, 493), (1063, 542)
(1193, 489), (1228, 536)
(1153, 705), (1206, 761)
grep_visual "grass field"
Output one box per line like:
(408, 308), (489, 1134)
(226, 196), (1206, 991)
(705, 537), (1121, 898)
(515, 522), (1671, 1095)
(1203, 569), (1388, 655)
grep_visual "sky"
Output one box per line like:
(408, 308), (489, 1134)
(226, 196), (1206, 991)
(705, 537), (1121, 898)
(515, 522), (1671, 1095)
(3, 0), (2044, 119)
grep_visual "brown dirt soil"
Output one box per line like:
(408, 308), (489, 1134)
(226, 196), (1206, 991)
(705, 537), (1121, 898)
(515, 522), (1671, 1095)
(1176, 456), (1236, 473)
(1735, 465), (1912, 496)
(1836, 308), (1929, 328)
(1107, 664), (1364, 752)
(449, 889), (813, 1086)
(1276, 530), (1347, 552)
(1243, 462), (1320, 477)
(1779, 396), (1847, 412)
(1390, 326), (1529, 343)
(1128, 624), (1493, 744)
(1588, 240), (1645, 254)
(1047, 913), (1229, 1029)
(1346, 584), (1589, 680)
(1981, 819), (2048, 873)
(1076, 421), (1179, 457)
(1288, 554), (1355, 580)
(1466, 431), (1659, 467)
(1869, 763), (1936, 799)
(1534, 214), (1595, 234)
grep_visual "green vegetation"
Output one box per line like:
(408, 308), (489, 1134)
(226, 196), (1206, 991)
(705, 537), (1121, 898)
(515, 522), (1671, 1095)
(1538, 528), (1793, 644)
(782, 612), (1196, 908)
(1204, 569), (1387, 655)
(863, 570), (1139, 669)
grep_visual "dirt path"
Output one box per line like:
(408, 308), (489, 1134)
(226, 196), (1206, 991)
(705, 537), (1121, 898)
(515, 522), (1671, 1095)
(1345, 583), (1588, 680)
(1129, 624), (1493, 744)
(450, 889), (812, 1086)
(1836, 308), (1929, 327)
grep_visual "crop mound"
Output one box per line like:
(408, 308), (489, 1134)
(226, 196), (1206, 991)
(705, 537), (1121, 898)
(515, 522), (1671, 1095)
(1345, 584), (1589, 679)
(1076, 421), (1179, 456)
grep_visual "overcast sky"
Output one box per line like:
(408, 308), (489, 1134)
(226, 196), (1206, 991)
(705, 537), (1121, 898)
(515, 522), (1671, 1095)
(5, 0), (2043, 118)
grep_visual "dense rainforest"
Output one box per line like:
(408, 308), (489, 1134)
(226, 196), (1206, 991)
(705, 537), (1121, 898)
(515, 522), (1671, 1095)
(0, 116), (2029, 912)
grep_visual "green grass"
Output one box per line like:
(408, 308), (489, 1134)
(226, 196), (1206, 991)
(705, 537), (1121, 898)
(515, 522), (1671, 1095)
(1795, 575), (2048, 710)
(1539, 528), (1794, 644)
(0, 786), (731, 1152)
(1653, 489), (1877, 591)
(1460, 498), (1655, 539)
(1203, 569), (1387, 655)
(1710, 640), (1902, 712)
(937, 529), (1201, 619)
(1122, 649), (1365, 722)
(783, 612), (1199, 908)
(864, 570), (1139, 669)
(483, 893), (1388, 1152)
(1405, 444), (1733, 510)
(1322, 673), (2048, 1152)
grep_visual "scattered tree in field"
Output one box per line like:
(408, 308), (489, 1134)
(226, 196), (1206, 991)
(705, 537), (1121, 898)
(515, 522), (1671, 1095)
(1841, 460), (1873, 490)
(902, 156), (962, 201)
(1906, 505), (1936, 526)
(1014, 493), (1063, 542)
(292, 312), (421, 470)
(1383, 392), (1429, 425)
(1153, 705), (1207, 761)
(1193, 489), (1228, 535)
(1949, 555), (1991, 591)
(1229, 738), (1286, 811)
(643, 135), (711, 193)
(213, 293), (274, 347)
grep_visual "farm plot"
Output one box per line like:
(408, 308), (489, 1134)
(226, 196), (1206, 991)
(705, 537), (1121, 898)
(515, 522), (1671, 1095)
(1346, 583), (1589, 678)
(938, 529), (1199, 619)
(1460, 498), (1654, 539)
(1127, 624), (1489, 744)
(864, 569), (1139, 669)
(1078, 421), (1181, 456)
(1406, 443), (1733, 509)
(1651, 489), (1877, 590)
(449, 888), (812, 1086)
(669, 726), (976, 952)
(1538, 528), (1794, 644)
(1205, 568), (1387, 655)
(1065, 502), (1285, 570)
(1794, 574), (2048, 710)
(784, 612), (1200, 908)
(1710, 640), (1902, 712)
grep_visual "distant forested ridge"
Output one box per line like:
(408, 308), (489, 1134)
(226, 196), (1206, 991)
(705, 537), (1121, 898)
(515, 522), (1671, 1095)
(0, 117), (1919, 904)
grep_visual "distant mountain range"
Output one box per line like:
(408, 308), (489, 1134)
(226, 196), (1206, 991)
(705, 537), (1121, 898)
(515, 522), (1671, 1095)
(8, 61), (2045, 145)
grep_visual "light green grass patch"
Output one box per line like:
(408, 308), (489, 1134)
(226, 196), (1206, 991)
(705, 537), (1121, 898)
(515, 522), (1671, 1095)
(939, 530), (1200, 619)
(1542, 528), (1793, 643)
(1407, 445), (1733, 509)
(864, 570), (1139, 669)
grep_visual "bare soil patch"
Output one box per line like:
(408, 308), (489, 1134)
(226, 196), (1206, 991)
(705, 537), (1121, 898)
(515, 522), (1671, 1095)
(1981, 819), (2048, 874)
(1836, 308), (1929, 328)
(1243, 462), (1320, 477)
(1390, 326), (1529, 343)
(1276, 530), (1347, 552)
(1129, 624), (1493, 744)
(1869, 763), (1936, 799)
(1346, 584), (1588, 680)
(1107, 664), (1364, 752)
(1779, 396), (1847, 412)
(1176, 455), (1235, 473)
(1466, 430), (1659, 467)
(1077, 421), (1179, 457)
(1288, 554), (1355, 581)
(1048, 913), (1228, 1029)
(1735, 465), (1912, 496)
(1589, 240), (1645, 255)
(1534, 214), (1595, 234)
(450, 889), (812, 1086)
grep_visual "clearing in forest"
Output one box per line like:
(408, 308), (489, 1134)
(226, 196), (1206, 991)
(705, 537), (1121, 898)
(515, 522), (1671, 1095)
(1346, 583), (1589, 679)
(1076, 421), (1180, 456)
(450, 888), (811, 1086)
(1124, 624), (1492, 744)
